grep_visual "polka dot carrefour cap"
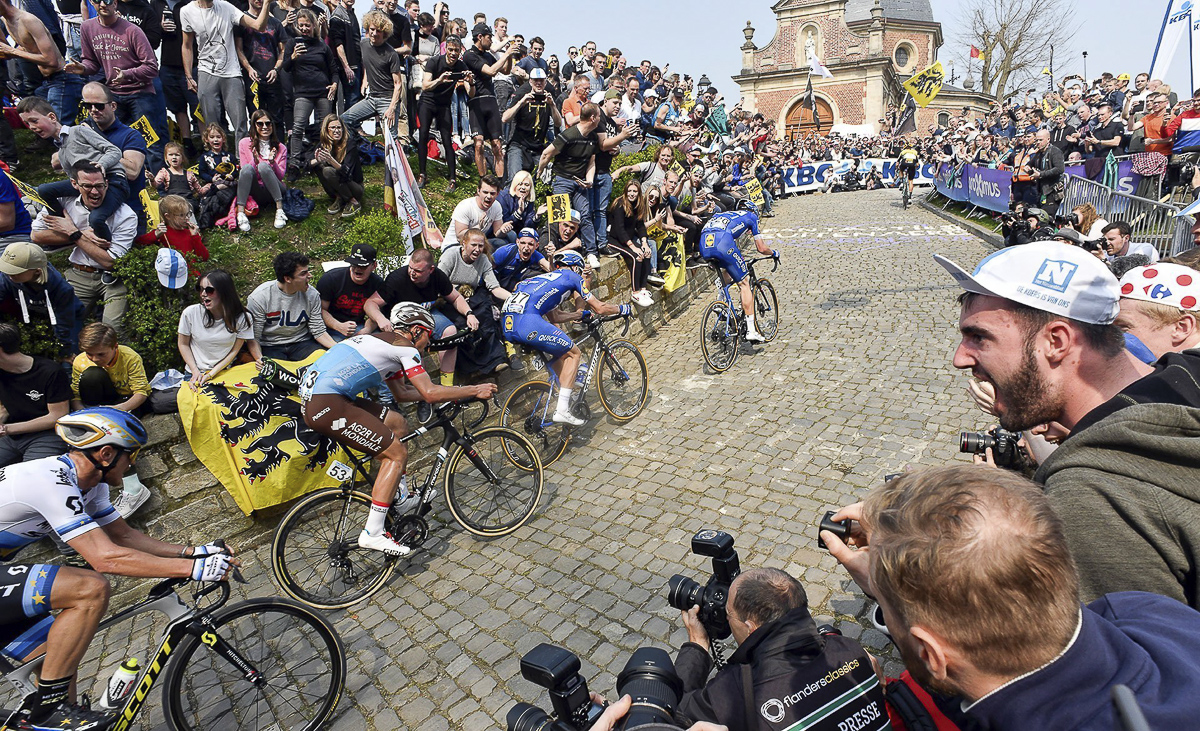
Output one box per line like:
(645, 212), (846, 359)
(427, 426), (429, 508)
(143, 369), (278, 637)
(1118, 263), (1200, 311)
(935, 241), (1120, 325)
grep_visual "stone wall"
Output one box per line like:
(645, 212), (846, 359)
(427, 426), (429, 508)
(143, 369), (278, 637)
(28, 253), (716, 606)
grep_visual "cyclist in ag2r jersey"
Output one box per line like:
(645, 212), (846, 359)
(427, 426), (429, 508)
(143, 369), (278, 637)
(698, 199), (779, 342)
(500, 250), (631, 426)
(299, 303), (497, 556)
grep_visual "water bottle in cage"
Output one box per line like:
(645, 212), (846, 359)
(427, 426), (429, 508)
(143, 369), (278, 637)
(99, 657), (140, 710)
(574, 363), (589, 387)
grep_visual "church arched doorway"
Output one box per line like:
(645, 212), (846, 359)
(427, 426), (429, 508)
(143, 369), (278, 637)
(785, 96), (834, 139)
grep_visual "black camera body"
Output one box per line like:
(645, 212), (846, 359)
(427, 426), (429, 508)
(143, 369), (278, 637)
(666, 530), (740, 641)
(960, 427), (1021, 467)
(817, 511), (851, 550)
(508, 644), (683, 731)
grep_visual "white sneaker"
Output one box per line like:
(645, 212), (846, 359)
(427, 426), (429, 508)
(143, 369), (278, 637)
(586, 254), (601, 269)
(236, 211), (250, 232)
(274, 209), (288, 229)
(647, 272), (665, 285)
(551, 408), (586, 426)
(745, 329), (766, 343)
(357, 530), (411, 555)
(633, 290), (652, 307)
(113, 486), (150, 519)
(393, 493), (421, 515)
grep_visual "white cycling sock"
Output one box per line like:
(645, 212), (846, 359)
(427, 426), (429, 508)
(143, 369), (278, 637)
(366, 501), (389, 535)
(557, 387), (573, 413)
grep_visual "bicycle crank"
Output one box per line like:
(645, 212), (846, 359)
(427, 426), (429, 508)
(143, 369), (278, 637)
(570, 399), (591, 421)
(395, 515), (429, 549)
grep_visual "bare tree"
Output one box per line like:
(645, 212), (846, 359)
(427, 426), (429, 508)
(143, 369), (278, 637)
(955, 0), (1076, 99)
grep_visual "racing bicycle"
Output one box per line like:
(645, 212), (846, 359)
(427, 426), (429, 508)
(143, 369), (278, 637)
(0, 562), (345, 731)
(700, 255), (780, 373)
(500, 313), (649, 467)
(899, 168), (912, 209)
(271, 397), (544, 610)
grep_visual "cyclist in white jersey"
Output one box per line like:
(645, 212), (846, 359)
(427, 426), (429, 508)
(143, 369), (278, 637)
(0, 408), (236, 731)
(299, 303), (498, 555)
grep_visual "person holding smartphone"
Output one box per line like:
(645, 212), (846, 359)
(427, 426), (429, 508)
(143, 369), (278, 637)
(281, 7), (336, 178)
(417, 34), (471, 189)
(502, 67), (561, 184)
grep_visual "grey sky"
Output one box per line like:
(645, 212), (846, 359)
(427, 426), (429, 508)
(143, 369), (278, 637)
(353, 0), (1188, 99)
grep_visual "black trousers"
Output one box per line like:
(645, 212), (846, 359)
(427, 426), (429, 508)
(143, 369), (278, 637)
(417, 101), (455, 180)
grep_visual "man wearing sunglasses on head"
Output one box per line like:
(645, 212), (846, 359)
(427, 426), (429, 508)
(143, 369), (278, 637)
(0, 407), (237, 731)
(300, 303), (497, 555)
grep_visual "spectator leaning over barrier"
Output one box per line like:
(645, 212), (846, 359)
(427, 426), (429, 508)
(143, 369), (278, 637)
(502, 67), (561, 183)
(0, 243), (84, 356)
(310, 114), (363, 217)
(343, 10), (404, 145)
(70, 321), (152, 517)
(417, 34), (470, 190)
(316, 243), (383, 341)
(178, 268), (260, 388)
(248, 251), (335, 361)
(72, 0), (166, 172)
(181, 0), (272, 142)
(0, 322), (70, 468)
(236, 109), (290, 231)
(539, 102), (601, 268)
(1116, 263), (1200, 360)
(32, 161), (138, 337)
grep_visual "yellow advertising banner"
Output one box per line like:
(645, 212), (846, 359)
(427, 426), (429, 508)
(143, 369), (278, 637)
(177, 355), (355, 514)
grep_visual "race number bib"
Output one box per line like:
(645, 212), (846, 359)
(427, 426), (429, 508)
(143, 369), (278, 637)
(503, 291), (531, 314)
(326, 460), (354, 482)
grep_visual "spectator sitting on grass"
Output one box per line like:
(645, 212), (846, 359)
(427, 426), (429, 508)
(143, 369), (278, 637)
(153, 142), (203, 208)
(309, 114), (363, 218)
(495, 170), (537, 244)
(316, 243), (384, 341)
(69, 322), (152, 517)
(177, 268), (260, 389)
(236, 109), (290, 232)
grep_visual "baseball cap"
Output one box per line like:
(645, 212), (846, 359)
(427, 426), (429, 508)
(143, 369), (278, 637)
(590, 90), (606, 104)
(471, 22), (491, 38)
(672, 88), (684, 98)
(645, 88), (659, 98)
(529, 68), (547, 80)
(517, 227), (539, 241)
(0, 242), (47, 283)
(346, 243), (377, 266)
(155, 247), (188, 289)
(604, 88), (622, 100)
(934, 241), (1121, 325)
(1119, 263), (1200, 310)
(568, 209), (582, 222)
(1117, 73), (1131, 81)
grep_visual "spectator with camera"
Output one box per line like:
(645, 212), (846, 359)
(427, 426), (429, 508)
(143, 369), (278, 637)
(823, 464), (1200, 731)
(1101, 221), (1160, 263)
(1028, 129), (1065, 218)
(502, 67), (561, 183)
(936, 241), (1200, 608)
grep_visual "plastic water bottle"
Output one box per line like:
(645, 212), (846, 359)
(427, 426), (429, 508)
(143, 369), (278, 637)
(574, 363), (589, 388)
(99, 658), (140, 710)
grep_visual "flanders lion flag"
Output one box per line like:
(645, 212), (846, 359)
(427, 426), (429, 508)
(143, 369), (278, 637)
(649, 223), (687, 292)
(178, 354), (355, 514)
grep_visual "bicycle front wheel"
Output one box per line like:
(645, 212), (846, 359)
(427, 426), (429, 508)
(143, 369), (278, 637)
(753, 279), (780, 343)
(596, 339), (649, 421)
(701, 300), (740, 373)
(271, 487), (397, 610)
(163, 596), (346, 731)
(444, 427), (543, 536)
(501, 380), (570, 467)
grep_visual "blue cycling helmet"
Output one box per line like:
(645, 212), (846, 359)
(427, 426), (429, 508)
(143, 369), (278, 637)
(56, 407), (148, 454)
(553, 250), (586, 269)
(736, 198), (759, 213)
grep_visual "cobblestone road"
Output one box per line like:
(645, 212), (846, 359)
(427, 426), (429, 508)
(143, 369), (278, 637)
(74, 190), (999, 730)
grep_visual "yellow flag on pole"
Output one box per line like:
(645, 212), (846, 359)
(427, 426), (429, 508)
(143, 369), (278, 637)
(902, 61), (945, 108)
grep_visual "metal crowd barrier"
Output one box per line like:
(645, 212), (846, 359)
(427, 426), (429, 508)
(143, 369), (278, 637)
(1061, 174), (1195, 258)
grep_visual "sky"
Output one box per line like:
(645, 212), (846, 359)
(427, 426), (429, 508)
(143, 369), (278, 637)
(352, 0), (1193, 101)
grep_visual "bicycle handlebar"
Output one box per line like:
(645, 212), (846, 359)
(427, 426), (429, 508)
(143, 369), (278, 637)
(747, 255), (779, 273)
(428, 330), (473, 352)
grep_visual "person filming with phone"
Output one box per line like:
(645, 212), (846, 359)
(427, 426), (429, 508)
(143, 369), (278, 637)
(502, 67), (561, 184)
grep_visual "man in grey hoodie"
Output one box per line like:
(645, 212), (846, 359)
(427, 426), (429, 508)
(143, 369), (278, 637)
(936, 241), (1200, 609)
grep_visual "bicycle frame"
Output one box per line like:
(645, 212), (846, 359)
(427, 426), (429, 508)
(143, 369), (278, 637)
(0, 579), (246, 730)
(527, 316), (629, 430)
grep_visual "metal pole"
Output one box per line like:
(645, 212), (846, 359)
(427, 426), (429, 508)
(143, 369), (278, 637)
(1082, 51), (1088, 82)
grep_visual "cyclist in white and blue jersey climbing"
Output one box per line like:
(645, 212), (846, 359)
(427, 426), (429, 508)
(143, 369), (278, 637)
(699, 199), (779, 342)
(500, 250), (632, 426)
(300, 303), (498, 556)
(0, 408), (237, 731)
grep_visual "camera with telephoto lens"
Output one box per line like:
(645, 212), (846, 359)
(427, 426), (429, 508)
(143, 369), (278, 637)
(960, 427), (1021, 467)
(507, 644), (684, 731)
(666, 530), (740, 641)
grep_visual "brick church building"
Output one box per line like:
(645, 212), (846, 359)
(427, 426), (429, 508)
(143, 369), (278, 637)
(734, 0), (995, 138)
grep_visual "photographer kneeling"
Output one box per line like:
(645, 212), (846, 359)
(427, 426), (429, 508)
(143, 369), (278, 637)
(822, 464), (1200, 730)
(673, 568), (887, 731)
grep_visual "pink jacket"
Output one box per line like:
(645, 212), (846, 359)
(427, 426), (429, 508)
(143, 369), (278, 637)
(237, 137), (288, 185)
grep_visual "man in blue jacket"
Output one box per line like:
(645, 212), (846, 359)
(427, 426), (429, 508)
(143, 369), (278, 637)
(0, 242), (84, 356)
(823, 464), (1200, 731)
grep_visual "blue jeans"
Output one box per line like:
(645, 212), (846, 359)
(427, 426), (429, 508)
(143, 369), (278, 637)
(451, 89), (469, 138)
(552, 175), (594, 255)
(113, 83), (168, 173)
(589, 172), (612, 252)
(36, 73), (83, 127)
(505, 145), (537, 185)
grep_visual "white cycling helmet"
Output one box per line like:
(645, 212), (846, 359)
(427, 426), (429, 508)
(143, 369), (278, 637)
(390, 302), (436, 331)
(56, 407), (148, 454)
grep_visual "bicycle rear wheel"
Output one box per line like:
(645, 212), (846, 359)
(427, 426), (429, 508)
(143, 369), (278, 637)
(596, 339), (649, 421)
(753, 279), (780, 342)
(701, 300), (740, 373)
(163, 596), (346, 731)
(271, 486), (397, 610)
(501, 380), (570, 467)
(444, 427), (543, 536)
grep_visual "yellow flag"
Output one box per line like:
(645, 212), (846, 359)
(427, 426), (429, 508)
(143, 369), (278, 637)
(547, 193), (573, 224)
(1041, 67), (1051, 75)
(130, 115), (160, 147)
(902, 61), (945, 108)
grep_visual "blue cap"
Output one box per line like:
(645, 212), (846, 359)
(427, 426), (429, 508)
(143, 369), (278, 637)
(517, 227), (539, 241)
(155, 247), (188, 289)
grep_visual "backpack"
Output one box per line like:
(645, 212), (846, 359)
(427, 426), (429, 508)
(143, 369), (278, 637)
(281, 188), (315, 221)
(358, 140), (385, 165)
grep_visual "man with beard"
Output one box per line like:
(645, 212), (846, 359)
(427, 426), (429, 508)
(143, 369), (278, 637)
(821, 464), (1200, 731)
(934, 241), (1200, 609)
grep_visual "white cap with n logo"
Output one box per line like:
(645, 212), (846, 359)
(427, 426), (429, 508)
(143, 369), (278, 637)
(934, 241), (1120, 325)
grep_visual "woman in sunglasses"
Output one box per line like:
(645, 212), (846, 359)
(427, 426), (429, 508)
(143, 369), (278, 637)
(236, 109), (290, 231)
(177, 269), (259, 390)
